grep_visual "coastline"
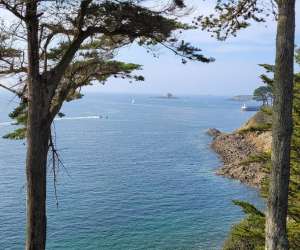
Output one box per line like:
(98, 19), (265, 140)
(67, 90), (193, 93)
(208, 112), (272, 188)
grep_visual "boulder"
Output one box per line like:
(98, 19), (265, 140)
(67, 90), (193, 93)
(207, 128), (221, 138)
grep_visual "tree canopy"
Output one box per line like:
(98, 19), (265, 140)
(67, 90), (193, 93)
(198, 0), (277, 40)
(253, 85), (273, 106)
(0, 0), (213, 139)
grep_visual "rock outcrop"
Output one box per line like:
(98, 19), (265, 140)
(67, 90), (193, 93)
(206, 128), (222, 138)
(209, 111), (272, 188)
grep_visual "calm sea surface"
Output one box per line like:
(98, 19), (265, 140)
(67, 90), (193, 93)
(0, 93), (264, 250)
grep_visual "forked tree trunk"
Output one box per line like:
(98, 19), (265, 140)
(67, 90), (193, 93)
(266, 0), (295, 249)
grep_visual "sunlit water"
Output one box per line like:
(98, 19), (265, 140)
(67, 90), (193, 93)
(0, 93), (264, 250)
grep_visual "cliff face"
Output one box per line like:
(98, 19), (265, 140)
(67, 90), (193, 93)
(210, 111), (272, 188)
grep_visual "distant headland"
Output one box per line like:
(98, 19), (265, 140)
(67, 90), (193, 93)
(230, 95), (253, 101)
(153, 93), (178, 99)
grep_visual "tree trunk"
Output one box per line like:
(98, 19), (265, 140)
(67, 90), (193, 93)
(25, 2), (50, 249)
(25, 115), (50, 250)
(266, 1), (295, 249)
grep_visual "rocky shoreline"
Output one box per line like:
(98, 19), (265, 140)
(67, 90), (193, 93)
(208, 112), (272, 188)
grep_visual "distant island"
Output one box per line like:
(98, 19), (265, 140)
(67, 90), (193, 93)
(230, 95), (253, 101)
(153, 93), (178, 99)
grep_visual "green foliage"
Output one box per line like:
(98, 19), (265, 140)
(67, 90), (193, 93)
(252, 64), (274, 106)
(176, 41), (214, 63)
(2, 0), (214, 141)
(296, 48), (300, 64)
(224, 50), (300, 249)
(238, 109), (272, 134)
(260, 106), (273, 116)
(3, 101), (27, 140)
(253, 86), (272, 97)
(258, 64), (274, 88)
(197, 0), (274, 41)
(288, 221), (300, 248)
(253, 86), (273, 104)
(3, 128), (26, 140)
(233, 200), (265, 217)
(47, 41), (71, 61)
(238, 123), (272, 134)
(224, 214), (300, 250)
(289, 76), (300, 222)
(239, 152), (271, 167)
(258, 64), (275, 73)
(223, 213), (265, 250)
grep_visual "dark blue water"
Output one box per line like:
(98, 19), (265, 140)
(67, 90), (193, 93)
(0, 93), (263, 250)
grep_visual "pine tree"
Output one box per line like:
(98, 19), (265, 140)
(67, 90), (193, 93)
(223, 50), (300, 250)
(198, 1), (296, 248)
(0, 1), (212, 249)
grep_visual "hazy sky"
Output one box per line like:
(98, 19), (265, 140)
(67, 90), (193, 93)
(0, 1), (299, 97)
(89, 0), (300, 96)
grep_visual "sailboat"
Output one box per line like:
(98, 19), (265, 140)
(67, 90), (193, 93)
(131, 98), (135, 104)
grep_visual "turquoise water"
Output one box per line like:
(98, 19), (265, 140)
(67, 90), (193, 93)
(0, 93), (264, 250)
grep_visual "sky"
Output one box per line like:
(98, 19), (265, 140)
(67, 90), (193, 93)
(0, 1), (299, 97)
(87, 0), (300, 96)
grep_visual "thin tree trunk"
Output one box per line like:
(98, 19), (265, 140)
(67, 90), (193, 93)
(266, 0), (295, 249)
(25, 2), (50, 249)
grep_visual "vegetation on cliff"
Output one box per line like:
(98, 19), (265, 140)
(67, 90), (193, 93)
(211, 110), (272, 187)
(223, 50), (300, 250)
(201, 1), (296, 247)
(238, 110), (272, 134)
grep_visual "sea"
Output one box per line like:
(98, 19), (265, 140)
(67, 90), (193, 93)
(0, 93), (264, 250)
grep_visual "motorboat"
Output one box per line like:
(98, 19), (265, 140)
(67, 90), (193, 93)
(241, 104), (260, 111)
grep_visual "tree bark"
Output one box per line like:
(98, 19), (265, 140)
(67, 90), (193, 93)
(266, 1), (295, 249)
(25, 119), (50, 250)
(25, 2), (50, 250)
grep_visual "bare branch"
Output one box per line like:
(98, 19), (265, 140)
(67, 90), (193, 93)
(0, 82), (22, 96)
(0, 0), (25, 20)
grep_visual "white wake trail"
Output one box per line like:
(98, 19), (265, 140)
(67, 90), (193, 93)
(0, 121), (12, 126)
(0, 116), (101, 127)
(54, 116), (101, 121)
